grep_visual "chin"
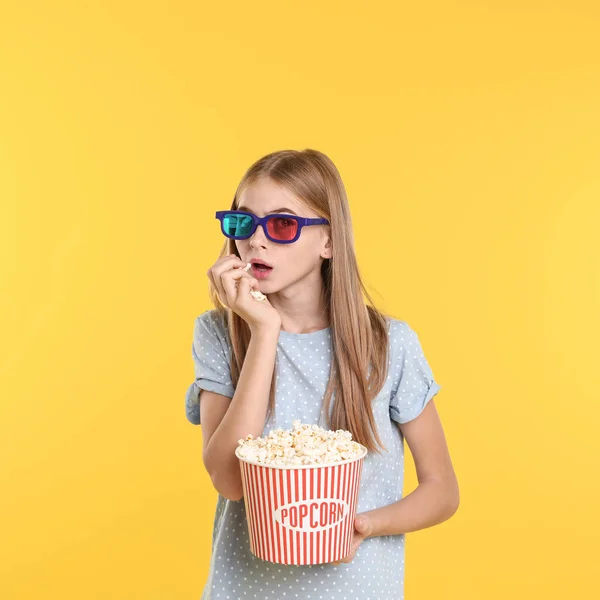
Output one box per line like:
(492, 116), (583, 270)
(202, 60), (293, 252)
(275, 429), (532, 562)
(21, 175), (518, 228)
(257, 281), (280, 295)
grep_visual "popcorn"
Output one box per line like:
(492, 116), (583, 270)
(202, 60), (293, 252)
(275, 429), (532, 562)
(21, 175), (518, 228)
(237, 420), (364, 467)
(243, 262), (268, 301)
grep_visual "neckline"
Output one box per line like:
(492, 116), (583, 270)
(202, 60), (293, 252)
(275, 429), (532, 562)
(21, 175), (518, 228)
(278, 326), (331, 340)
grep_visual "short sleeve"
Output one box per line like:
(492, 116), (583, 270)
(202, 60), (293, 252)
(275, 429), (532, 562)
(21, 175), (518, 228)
(185, 310), (236, 425)
(388, 321), (441, 424)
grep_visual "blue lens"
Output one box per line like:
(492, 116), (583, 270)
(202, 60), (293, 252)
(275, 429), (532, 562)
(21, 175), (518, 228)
(223, 213), (254, 237)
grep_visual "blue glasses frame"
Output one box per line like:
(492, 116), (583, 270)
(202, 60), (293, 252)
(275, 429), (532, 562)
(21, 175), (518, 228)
(215, 210), (329, 244)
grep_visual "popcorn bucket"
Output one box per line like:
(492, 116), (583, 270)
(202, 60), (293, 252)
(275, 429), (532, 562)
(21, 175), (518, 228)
(235, 445), (368, 565)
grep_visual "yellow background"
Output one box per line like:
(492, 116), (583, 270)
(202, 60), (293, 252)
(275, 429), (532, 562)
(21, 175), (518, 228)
(1, 1), (599, 598)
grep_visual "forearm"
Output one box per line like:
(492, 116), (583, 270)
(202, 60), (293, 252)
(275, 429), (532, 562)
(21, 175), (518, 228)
(364, 477), (460, 537)
(204, 327), (280, 500)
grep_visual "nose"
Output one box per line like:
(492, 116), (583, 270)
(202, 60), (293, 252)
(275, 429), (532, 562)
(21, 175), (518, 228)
(249, 222), (268, 246)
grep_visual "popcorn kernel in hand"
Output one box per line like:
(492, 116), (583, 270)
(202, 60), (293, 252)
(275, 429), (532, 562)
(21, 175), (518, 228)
(242, 262), (268, 301)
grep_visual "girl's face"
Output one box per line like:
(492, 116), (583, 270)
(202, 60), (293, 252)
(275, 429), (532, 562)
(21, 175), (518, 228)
(234, 178), (331, 295)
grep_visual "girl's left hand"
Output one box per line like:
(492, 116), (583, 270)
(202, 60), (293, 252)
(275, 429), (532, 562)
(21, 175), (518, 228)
(331, 513), (374, 565)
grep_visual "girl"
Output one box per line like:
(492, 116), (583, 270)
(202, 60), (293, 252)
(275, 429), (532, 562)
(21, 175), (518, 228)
(185, 149), (459, 599)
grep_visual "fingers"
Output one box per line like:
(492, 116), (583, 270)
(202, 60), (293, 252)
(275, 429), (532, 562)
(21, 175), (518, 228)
(236, 274), (250, 300)
(222, 268), (249, 305)
(207, 255), (246, 305)
(223, 269), (259, 306)
(332, 549), (355, 566)
(238, 273), (262, 303)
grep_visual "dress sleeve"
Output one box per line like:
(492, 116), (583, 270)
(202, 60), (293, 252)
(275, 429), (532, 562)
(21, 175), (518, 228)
(389, 321), (441, 424)
(185, 311), (236, 425)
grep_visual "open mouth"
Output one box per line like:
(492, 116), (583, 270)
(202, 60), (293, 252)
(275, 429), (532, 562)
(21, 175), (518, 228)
(253, 264), (272, 272)
(251, 262), (274, 279)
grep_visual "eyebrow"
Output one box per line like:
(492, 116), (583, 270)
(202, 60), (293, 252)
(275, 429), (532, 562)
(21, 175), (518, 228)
(236, 206), (298, 216)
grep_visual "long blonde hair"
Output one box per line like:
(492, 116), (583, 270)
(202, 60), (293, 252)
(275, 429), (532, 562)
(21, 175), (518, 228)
(209, 149), (392, 454)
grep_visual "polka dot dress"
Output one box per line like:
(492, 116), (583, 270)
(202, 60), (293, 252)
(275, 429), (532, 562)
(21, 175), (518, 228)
(185, 309), (441, 600)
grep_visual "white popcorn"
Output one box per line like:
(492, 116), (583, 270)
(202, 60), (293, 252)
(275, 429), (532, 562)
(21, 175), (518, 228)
(237, 420), (364, 467)
(243, 262), (267, 301)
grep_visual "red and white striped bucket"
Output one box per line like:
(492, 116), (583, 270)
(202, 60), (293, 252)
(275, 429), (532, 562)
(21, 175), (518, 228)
(235, 445), (368, 565)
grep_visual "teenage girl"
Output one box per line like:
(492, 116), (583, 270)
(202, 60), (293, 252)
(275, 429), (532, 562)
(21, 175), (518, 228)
(185, 148), (459, 600)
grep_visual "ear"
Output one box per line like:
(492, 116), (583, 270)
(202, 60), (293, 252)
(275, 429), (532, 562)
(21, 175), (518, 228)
(321, 237), (332, 259)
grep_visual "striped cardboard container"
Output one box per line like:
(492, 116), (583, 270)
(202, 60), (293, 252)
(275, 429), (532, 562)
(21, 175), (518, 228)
(235, 445), (367, 565)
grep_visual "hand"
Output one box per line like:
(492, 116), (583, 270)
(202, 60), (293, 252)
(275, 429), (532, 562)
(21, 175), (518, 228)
(207, 254), (282, 333)
(331, 513), (374, 565)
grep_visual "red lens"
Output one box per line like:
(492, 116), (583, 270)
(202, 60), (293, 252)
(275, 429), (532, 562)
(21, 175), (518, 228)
(267, 216), (298, 240)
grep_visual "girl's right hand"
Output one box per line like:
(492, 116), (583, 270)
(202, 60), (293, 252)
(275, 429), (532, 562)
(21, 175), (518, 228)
(207, 254), (282, 333)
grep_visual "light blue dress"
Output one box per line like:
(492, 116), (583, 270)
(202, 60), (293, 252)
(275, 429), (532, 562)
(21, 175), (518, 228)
(185, 309), (441, 600)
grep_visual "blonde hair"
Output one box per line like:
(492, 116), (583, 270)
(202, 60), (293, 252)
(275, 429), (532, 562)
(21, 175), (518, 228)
(209, 149), (392, 454)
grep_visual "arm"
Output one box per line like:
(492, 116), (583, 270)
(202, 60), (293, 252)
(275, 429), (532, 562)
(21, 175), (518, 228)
(202, 326), (280, 502)
(362, 400), (460, 536)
